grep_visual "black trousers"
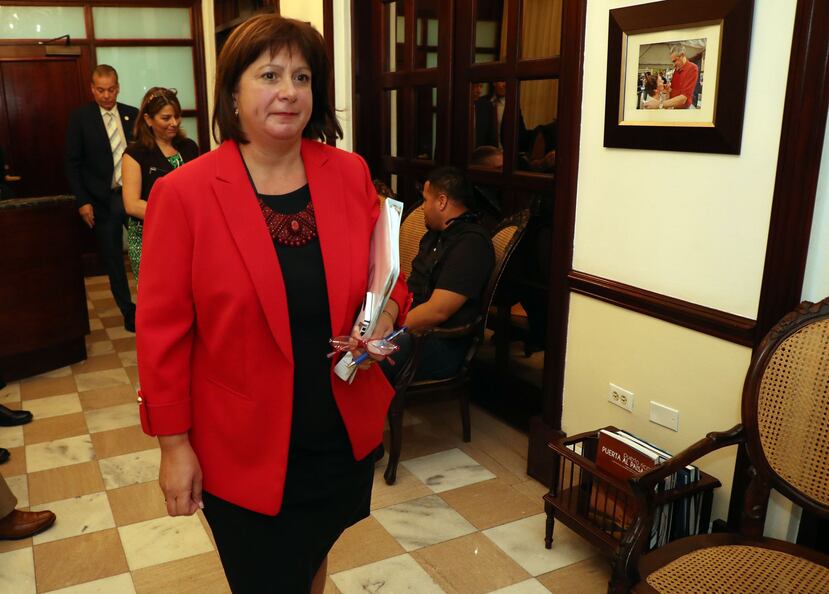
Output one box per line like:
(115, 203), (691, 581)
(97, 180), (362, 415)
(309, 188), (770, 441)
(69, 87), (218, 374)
(92, 190), (134, 323)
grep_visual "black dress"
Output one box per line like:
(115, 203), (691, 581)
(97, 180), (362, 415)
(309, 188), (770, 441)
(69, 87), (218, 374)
(202, 186), (374, 594)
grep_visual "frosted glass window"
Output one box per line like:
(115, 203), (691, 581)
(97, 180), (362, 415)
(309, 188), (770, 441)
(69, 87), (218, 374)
(0, 6), (85, 39)
(180, 117), (199, 145)
(96, 47), (196, 110)
(93, 7), (191, 40)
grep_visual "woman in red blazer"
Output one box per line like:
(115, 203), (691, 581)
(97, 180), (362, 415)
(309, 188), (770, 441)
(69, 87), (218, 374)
(136, 15), (409, 594)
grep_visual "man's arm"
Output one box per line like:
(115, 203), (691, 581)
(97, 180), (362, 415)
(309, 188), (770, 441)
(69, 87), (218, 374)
(404, 289), (469, 332)
(65, 109), (91, 209)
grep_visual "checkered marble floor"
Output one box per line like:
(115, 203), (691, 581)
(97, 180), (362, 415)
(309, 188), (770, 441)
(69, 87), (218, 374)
(0, 275), (611, 594)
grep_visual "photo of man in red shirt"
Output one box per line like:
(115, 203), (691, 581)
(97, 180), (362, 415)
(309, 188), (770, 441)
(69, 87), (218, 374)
(666, 44), (699, 109)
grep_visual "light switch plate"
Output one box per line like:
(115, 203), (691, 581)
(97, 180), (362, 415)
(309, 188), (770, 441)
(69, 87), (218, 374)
(650, 401), (679, 431)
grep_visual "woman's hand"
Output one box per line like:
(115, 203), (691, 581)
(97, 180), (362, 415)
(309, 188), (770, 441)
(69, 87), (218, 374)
(348, 311), (396, 370)
(158, 434), (203, 516)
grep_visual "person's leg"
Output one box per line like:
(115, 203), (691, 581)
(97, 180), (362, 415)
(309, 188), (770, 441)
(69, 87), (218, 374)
(0, 474), (17, 520)
(94, 193), (135, 327)
(413, 336), (469, 381)
(379, 332), (414, 386)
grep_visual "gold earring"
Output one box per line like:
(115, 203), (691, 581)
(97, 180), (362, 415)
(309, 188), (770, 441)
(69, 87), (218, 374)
(234, 107), (239, 117)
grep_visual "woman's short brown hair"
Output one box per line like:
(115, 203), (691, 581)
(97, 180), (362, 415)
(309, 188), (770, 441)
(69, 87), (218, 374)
(213, 14), (342, 144)
(133, 87), (186, 151)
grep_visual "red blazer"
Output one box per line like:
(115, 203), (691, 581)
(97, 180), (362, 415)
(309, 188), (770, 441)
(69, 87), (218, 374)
(136, 139), (411, 515)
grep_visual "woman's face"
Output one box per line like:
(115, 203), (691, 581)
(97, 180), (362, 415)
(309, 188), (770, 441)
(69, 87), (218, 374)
(657, 75), (665, 92)
(234, 46), (313, 146)
(144, 105), (180, 141)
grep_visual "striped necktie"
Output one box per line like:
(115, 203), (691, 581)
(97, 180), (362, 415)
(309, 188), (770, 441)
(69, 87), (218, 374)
(105, 111), (124, 188)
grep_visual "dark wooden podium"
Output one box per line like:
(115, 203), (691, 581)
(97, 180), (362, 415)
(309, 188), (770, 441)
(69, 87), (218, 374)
(0, 195), (89, 380)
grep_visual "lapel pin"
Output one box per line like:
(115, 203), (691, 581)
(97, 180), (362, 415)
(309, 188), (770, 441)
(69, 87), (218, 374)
(125, 116), (130, 121)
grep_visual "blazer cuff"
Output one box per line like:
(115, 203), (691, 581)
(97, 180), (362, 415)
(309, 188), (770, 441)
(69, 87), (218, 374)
(391, 292), (413, 327)
(137, 390), (191, 436)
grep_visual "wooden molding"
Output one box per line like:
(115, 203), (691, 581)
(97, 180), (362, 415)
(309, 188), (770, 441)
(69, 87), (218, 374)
(568, 271), (756, 347)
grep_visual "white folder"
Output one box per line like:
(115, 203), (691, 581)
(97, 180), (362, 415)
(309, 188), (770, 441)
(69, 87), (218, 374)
(334, 197), (404, 382)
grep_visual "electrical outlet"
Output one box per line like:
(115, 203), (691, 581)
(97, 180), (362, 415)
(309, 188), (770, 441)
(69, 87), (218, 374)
(650, 401), (679, 431)
(608, 383), (634, 412)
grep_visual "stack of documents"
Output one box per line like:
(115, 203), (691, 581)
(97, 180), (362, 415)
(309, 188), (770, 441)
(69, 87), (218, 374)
(334, 197), (404, 382)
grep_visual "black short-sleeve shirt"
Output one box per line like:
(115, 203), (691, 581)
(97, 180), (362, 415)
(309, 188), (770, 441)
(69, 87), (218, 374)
(407, 217), (494, 328)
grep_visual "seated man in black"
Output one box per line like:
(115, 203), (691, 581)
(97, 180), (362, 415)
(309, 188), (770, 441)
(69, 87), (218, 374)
(382, 166), (495, 383)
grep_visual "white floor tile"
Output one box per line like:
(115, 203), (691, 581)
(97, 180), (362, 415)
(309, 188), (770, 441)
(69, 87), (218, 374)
(24, 393), (82, 420)
(75, 369), (130, 392)
(99, 448), (161, 490)
(372, 494), (476, 551)
(488, 578), (551, 593)
(0, 382), (21, 404)
(402, 448), (496, 493)
(31, 491), (115, 544)
(118, 513), (214, 571)
(26, 435), (95, 473)
(84, 403), (140, 434)
(331, 553), (446, 594)
(86, 341), (115, 357)
(483, 514), (598, 576)
(5, 474), (28, 508)
(0, 547), (36, 594)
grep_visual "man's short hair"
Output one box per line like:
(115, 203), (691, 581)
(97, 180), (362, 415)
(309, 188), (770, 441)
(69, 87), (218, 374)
(470, 145), (502, 166)
(92, 64), (118, 83)
(428, 166), (474, 210)
(669, 45), (686, 57)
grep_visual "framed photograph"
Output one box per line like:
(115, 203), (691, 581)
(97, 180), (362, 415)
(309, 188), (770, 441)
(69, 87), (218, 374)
(604, 0), (754, 154)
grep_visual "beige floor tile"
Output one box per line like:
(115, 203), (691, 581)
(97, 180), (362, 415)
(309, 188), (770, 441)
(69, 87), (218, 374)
(100, 316), (124, 329)
(88, 318), (105, 331)
(87, 290), (113, 301)
(84, 403), (140, 434)
(99, 448), (161, 490)
(439, 478), (543, 530)
(118, 513), (214, 571)
(459, 442), (526, 486)
(394, 422), (464, 463)
(71, 354), (123, 374)
(31, 491), (115, 545)
(85, 341), (116, 357)
(107, 481), (167, 527)
(2, 446), (26, 476)
(34, 366), (73, 379)
(111, 337), (137, 353)
(91, 298), (117, 311)
(23, 393), (82, 420)
(131, 551), (229, 594)
(323, 576), (341, 594)
(75, 369), (131, 393)
(370, 465), (433, 511)
(85, 329), (109, 344)
(26, 435), (95, 473)
(19, 375), (78, 401)
(0, 381), (21, 404)
(105, 327), (134, 341)
(412, 532), (530, 594)
(78, 384), (136, 411)
(489, 578), (551, 593)
(33, 529), (129, 592)
(125, 366), (140, 388)
(27, 461), (105, 506)
(0, 534), (33, 555)
(536, 556), (610, 594)
(328, 515), (405, 574)
(513, 478), (550, 502)
(0, 424), (24, 448)
(23, 412), (89, 445)
(0, 547), (36, 594)
(95, 307), (122, 319)
(118, 350), (138, 367)
(5, 474), (29, 507)
(43, 572), (136, 594)
(91, 426), (157, 460)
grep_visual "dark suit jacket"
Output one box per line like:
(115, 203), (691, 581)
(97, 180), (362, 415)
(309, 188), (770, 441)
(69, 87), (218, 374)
(473, 94), (530, 152)
(65, 101), (139, 210)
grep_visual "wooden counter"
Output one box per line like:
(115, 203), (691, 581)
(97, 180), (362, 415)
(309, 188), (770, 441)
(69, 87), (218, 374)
(0, 195), (89, 380)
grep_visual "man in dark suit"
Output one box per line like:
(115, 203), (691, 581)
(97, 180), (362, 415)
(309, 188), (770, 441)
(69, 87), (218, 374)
(473, 81), (530, 152)
(66, 65), (138, 331)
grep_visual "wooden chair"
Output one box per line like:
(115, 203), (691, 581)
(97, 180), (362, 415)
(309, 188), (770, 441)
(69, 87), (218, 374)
(383, 209), (530, 485)
(613, 298), (829, 594)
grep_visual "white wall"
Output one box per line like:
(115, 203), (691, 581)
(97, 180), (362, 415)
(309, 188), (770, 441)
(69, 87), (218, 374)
(573, 0), (798, 318)
(201, 0), (217, 148)
(564, 0), (800, 528)
(802, 123), (829, 302)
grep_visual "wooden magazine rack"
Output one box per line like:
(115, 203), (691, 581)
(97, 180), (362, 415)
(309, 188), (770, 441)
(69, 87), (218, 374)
(543, 427), (721, 593)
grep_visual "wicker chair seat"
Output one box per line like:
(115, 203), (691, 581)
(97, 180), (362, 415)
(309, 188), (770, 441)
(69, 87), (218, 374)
(639, 542), (829, 594)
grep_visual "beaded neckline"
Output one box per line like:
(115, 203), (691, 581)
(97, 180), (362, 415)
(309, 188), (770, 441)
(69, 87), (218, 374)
(258, 195), (318, 247)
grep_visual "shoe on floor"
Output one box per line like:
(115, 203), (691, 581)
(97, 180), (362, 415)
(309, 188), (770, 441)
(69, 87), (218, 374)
(0, 404), (32, 427)
(0, 509), (56, 540)
(0, 448), (8, 464)
(124, 317), (136, 333)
